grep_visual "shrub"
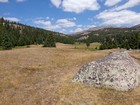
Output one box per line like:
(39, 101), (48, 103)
(43, 35), (56, 47)
(2, 35), (13, 50)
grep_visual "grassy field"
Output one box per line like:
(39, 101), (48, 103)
(0, 46), (2, 50)
(0, 45), (30, 51)
(0, 43), (140, 105)
(74, 42), (101, 51)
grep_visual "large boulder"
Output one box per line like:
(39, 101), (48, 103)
(72, 52), (140, 91)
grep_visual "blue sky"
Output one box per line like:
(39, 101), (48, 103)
(0, 0), (140, 34)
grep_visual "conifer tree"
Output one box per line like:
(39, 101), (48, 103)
(86, 39), (90, 48)
(43, 34), (56, 47)
(18, 35), (26, 46)
(2, 35), (13, 50)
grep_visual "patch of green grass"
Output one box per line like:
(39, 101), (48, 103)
(0, 45), (30, 50)
(0, 46), (2, 50)
(74, 42), (85, 45)
(14, 45), (30, 49)
(78, 48), (98, 51)
(73, 42), (101, 51)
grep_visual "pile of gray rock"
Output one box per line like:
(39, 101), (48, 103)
(72, 52), (140, 91)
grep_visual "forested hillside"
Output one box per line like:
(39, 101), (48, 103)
(74, 26), (140, 50)
(0, 18), (74, 49)
(1, 16), (140, 50)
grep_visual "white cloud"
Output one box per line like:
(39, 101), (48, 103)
(16, 0), (26, 2)
(104, 0), (122, 6)
(70, 27), (86, 33)
(60, 29), (66, 33)
(50, 0), (61, 8)
(34, 18), (76, 30)
(62, 0), (100, 13)
(34, 20), (51, 26)
(34, 17), (96, 33)
(96, 10), (140, 25)
(56, 19), (76, 27)
(34, 20), (60, 29)
(77, 25), (83, 28)
(0, 0), (8, 3)
(46, 17), (50, 20)
(44, 24), (60, 30)
(74, 28), (83, 32)
(0, 0), (26, 3)
(114, 0), (140, 10)
(4, 17), (20, 22)
(35, 17), (54, 21)
(73, 17), (76, 20)
(70, 24), (96, 33)
(68, 17), (77, 21)
(3, 12), (10, 16)
(51, 18), (54, 21)
(50, 0), (100, 13)
(88, 18), (93, 21)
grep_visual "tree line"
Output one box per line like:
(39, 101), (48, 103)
(76, 27), (140, 50)
(0, 18), (74, 50)
(99, 32), (140, 50)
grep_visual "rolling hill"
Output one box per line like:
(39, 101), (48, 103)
(73, 24), (140, 40)
(72, 24), (140, 50)
(0, 17), (74, 49)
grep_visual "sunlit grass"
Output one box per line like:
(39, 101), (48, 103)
(0, 43), (140, 105)
(0, 45), (30, 51)
(14, 45), (30, 49)
(0, 46), (2, 50)
(74, 42), (101, 51)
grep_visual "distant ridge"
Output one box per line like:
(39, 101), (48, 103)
(72, 25), (139, 36)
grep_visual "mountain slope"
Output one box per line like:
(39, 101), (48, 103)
(0, 18), (74, 48)
(73, 25), (140, 41)
(132, 24), (140, 30)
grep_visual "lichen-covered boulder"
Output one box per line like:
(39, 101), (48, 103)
(72, 52), (140, 91)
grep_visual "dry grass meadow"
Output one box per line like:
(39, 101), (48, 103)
(0, 43), (140, 105)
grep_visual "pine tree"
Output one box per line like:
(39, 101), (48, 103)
(100, 44), (107, 50)
(86, 40), (90, 48)
(2, 35), (13, 50)
(0, 35), (2, 46)
(18, 35), (26, 46)
(137, 33), (140, 49)
(43, 34), (56, 47)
